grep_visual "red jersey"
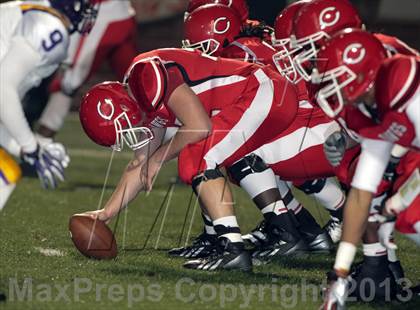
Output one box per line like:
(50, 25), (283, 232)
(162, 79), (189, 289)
(125, 48), (296, 127)
(220, 37), (277, 68)
(374, 33), (419, 57)
(334, 35), (419, 144)
(221, 37), (311, 103)
(359, 55), (420, 150)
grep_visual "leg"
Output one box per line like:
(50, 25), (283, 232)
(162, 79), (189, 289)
(228, 154), (309, 257)
(294, 177), (345, 243)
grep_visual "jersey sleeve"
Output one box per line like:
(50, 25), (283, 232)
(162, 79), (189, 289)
(374, 33), (419, 57)
(351, 138), (394, 193)
(359, 111), (416, 148)
(14, 10), (69, 68)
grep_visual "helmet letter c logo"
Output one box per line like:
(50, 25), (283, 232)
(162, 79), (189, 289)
(213, 17), (231, 34)
(319, 7), (340, 30)
(97, 99), (115, 120)
(343, 43), (366, 65)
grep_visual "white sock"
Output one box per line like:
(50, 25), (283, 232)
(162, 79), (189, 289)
(202, 213), (216, 235)
(363, 242), (387, 257)
(213, 216), (243, 243)
(387, 248), (398, 262)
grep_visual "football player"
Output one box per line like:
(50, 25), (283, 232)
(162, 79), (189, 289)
(78, 48), (301, 272)
(279, 0), (418, 300)
(311, 29), (419, 309)
(37, 0), (137, 140)
(179, 3), (347, 261)
(0, 0), (97, 210)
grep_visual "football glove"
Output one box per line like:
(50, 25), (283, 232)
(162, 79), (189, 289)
(321, 275), (349, 310)
(324, 131), (347, 167)
(378, 221), (397, 250)
(21, 145), (65, 189)
(35, 134), (70, 168)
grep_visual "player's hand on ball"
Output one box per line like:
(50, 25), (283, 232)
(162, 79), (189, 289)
(77, 209), (110, 223)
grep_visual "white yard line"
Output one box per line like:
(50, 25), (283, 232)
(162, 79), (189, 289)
(34, 247), (65, 257)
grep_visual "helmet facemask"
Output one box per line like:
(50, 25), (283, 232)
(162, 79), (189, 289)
(292, 31), (329, 82)
(313, 65), (357, 118)
(113, 112), (154, 151)
(182, 39), (221, 56)
(272, 37), (304, 83)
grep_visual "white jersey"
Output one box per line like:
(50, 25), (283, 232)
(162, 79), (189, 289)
(0, 1), (69, 96)
(0, 1), (69, 153)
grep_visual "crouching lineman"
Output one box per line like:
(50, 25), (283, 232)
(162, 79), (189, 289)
(78, 48), (301, 272)
(310, 29), (419, 309)
(170, 3), (344, 262)
(0, 0), (98, 210)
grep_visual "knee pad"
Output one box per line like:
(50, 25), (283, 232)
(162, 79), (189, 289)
(191, 168), (224, 194)
(0, 149), (21, 185)
(295, 178), (327, 195)
(227, 154), (269, 183)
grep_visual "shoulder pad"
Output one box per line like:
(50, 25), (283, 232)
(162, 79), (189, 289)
(15, 10), (69, 67)
(375, 55), (420, 114)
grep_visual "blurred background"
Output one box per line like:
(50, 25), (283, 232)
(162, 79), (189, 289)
(71, 0), (420, 85)
(2, 0), (419, 112)
(129, 0), (420, 50)
(84, 0), (420, 98)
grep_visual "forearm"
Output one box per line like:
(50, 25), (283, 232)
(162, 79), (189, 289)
(341, 188), (373, 244)
(334, 187), (373, 275)
(0, 37), (41, 153)
(102, 128), (165, 218)
(102, 158), (145, 219)
(0, 84), (37, 153)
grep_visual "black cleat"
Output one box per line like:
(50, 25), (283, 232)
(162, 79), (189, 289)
(349, 256), (398, 301)
(0, 292), (5, 302)
(304, 231), (334, 253)
(242, 220), (269, 249)
(168, 232), (217, 258)
(252, 227), (308, 260)
(323, 218), (342, 244)
(183, 238), (252, 272)
(303, 232), (334, 253)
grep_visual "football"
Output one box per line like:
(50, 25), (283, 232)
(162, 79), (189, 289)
(69, 214), (117, 259)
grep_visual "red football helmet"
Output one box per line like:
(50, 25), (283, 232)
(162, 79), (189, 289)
(272, 0), (311, 83)
(292, 0), (363, 81)
(183, 4), (242, 56)
(313, 28), (387, 118)
(185, 0), (249, 23)
(79, 82), (153, 151)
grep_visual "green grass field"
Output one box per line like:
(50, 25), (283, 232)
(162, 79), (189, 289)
(1, 115), (419, 310)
